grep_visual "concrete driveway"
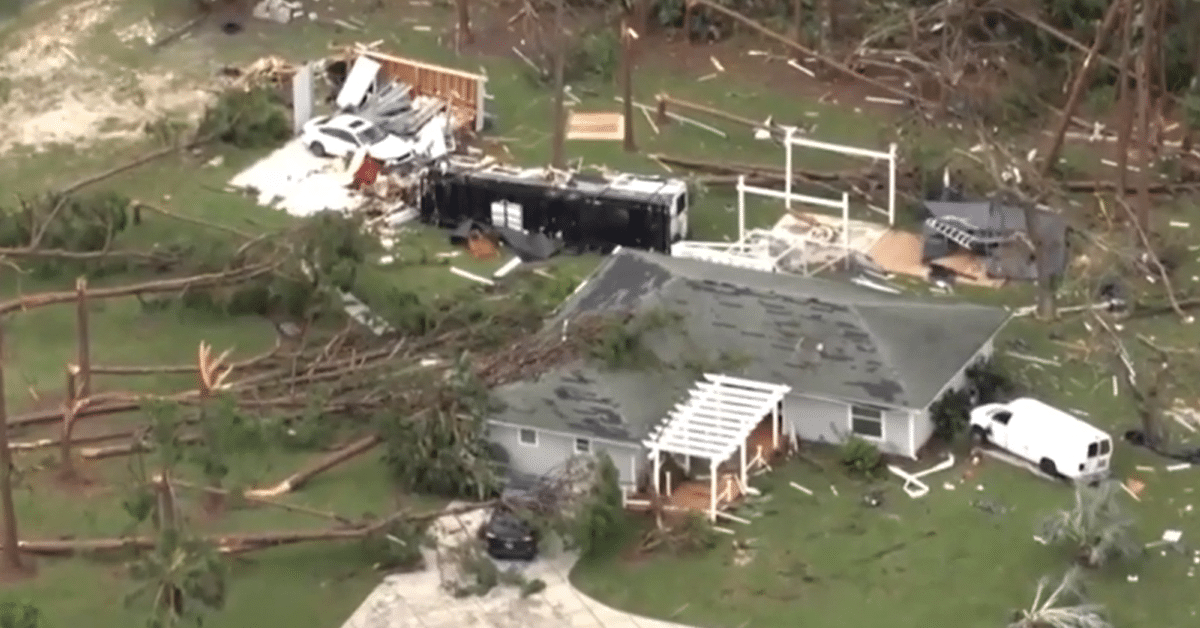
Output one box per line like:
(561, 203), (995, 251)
(339, 503), (692, 628)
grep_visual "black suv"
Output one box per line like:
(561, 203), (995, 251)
(478, 507), (539, 560)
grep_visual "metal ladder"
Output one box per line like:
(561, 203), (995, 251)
(925, 217), (1016, 249)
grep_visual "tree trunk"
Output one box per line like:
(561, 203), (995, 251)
(59, 369), (78, 479)
(792, 0), (803, 44)
(245, 433), (382, 499)
(76, 277), (91, 399)
(1115, 0), (1134, 197)
(1024, 203), (1057, 320)
(0, 322), (25, 573)
(456, 0), (472, 47)
(1040, 0), (1124, 177)
(621, 20), (637, 153)
(1135, 40), (1153, 232)
(817, 0), (831, 52)
(549, 0), (567, 170)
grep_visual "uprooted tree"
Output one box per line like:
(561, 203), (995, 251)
(1008, 567), (1113, 628)
(1038, 479), (1140, 568)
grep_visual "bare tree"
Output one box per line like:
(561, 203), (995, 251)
(1008, 567), (1112, 628)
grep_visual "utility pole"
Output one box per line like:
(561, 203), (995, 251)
(549, 0), (567, 170)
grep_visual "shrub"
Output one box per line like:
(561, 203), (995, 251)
(840, 437), (883, 477)
(198, 87), (290, 148)
(966, 358), (1016, 404)
(930, 388), (973, 442)
(573, 453), (628, 558)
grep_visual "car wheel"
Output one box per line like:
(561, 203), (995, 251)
(1038, 458), (1058, 477)
(309, 141), (327, 157)
(969, 425), (989, 446)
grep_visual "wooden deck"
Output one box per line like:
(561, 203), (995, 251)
(628, 415), (781, 517)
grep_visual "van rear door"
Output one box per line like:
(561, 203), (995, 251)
(1082, 438), (1112, 476)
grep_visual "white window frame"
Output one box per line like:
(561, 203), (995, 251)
(849, 404), (885, 441)
(575, 438), (591, 454)
(518, 428), (538, 447)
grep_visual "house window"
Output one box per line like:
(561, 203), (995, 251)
(518, 428), (538, 446)
(850, 405), (884, 439)
(575, 438), (591, 453)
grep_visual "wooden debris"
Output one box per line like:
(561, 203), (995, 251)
(449, 266), (495, 286)
(789, 481), (813, 495)
(1005, 351), (1060, 367)
(566, 112), (624, 141)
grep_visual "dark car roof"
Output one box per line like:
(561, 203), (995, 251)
(487, 508), (533, 536)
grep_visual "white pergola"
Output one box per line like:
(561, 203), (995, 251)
(643, 373), (792, 521)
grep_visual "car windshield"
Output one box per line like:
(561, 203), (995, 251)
(356, 125), (387, 144)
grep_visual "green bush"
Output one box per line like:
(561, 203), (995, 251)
(840, 437), (883, 477)
(198, 87), (290, 148)
(965, 358), (1015, 404)
(930, 388), (973, 442)
(574, 453), (628, 558)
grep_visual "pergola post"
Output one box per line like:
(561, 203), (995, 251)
(784, 126), (794, 210)
(652, 447), (661, 496)
(739, 442), (747, 488)
(708, 459), (718, 522)
(771, 403), (779, 450)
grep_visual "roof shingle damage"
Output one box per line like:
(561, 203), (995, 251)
(489, 249), (1010, 442)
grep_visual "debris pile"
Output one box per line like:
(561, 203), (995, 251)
(921, 199), (1069, 282)
(252, 0), (304, 24)
(221, 56), (297, 91)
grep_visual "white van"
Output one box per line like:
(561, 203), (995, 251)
(968, 398), (1112, 482)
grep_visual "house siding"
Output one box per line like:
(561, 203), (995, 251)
(487, 422), (643, 487)
(912, 337), (998, 455)
(783, 392), (915, 459)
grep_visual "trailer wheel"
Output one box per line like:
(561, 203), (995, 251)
(1038, 458), (1058, 477)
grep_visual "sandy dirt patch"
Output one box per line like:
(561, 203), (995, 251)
(0, 0), (216, 153)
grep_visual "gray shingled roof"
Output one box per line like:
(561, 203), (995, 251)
(489, 364), (691, 444)
(552, 249), (1011, 410)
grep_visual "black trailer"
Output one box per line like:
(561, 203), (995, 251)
(419, 163), (688, 253)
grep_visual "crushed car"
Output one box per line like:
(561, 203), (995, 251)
(300, 114), (415, 164)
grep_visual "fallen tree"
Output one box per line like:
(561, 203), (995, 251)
(8, 500), (496, 557)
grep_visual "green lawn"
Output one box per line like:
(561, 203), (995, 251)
(570, 195), (1200, 627)
(2, 0), (1182, 626)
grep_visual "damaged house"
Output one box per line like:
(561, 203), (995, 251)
(922, 199), (1069, 281)
(485, 249), (1010, 490)
(420, 164), (689, 254)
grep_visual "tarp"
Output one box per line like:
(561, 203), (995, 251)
(449, 219), (563, 262)
(336, 56), (381, 110)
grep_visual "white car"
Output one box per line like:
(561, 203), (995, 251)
(300, 114), (414, 162)
(969, 397), (1112, 482)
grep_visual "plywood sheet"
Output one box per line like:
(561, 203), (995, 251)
(566, 112), (624, 141)
(868, 229), (1004, 288)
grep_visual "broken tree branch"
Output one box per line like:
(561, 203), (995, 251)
(684, 0), (926, 108)
(0, 263), (275, 316)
